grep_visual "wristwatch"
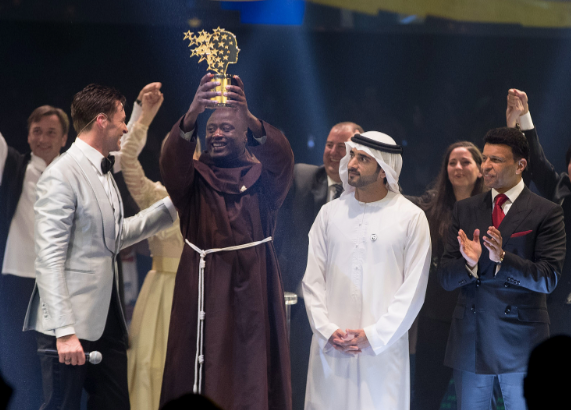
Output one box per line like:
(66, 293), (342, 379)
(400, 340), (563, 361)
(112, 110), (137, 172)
(498, 250), (506, 264)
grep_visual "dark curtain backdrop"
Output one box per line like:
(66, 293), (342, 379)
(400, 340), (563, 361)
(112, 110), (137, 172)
(2, 20), (570, 195)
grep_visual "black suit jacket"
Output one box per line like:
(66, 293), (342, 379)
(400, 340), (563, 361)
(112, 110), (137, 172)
(439, 186), (566, 374)
(524, 127), (571, 335)
(0, 146), (30, 270)
(274, 164), (328, 294)
(524, 127), (571, 206)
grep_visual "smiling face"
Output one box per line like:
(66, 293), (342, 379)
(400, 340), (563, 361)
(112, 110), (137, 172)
(205, 109), (247, 161)
(323, 126), (356, 182)
(347, 148), (385, 188)
(103, 101), (127, 153)
(27, 114), (67, 165)
(482, 143), (525, 192)
(447, 147), (482, 192)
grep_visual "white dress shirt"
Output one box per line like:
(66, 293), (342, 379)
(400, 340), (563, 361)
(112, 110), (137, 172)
(75, 138), (122, 237)
(2, 149), (48, 278)
(468, 178), (525, 278)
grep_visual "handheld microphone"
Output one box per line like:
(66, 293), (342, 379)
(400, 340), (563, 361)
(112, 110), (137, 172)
(37, 348), (103, 364)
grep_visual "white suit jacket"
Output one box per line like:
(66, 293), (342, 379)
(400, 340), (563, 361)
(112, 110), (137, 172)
(23, 142), (176, 341)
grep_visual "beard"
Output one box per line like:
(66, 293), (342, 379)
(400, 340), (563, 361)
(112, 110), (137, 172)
(347, 167), (381, 188)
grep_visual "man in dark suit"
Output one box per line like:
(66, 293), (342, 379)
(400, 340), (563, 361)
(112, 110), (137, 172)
(506, 88), (571, 338)
(274, 121), (363, 410)
(438, 127), (566, 410)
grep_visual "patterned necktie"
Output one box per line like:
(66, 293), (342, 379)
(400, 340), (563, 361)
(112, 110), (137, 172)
(492, 193), (509, 228)
(332, 184), (343, 200)
(101, 155), (115, 174)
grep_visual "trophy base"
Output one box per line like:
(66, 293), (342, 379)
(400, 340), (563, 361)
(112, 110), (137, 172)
(209, 74), (237, 108)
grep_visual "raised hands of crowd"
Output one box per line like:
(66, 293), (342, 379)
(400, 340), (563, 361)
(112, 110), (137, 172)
(183, 73), (222, 130)
(506, 88), (529, 128)
(139, 83), (164, 127)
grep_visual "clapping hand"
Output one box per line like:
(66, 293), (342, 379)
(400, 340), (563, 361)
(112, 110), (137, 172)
(483, 226), (504, 263)
(458, 229), (482, 269)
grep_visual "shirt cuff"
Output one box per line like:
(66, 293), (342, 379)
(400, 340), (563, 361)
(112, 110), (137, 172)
(55, 326), (76, 338)
(127, 101), (143, 128)
(466, 264), (479, 279)
(253, 134), (267, 145)
(162, 197), (178, 221)
(179, 127), (194, 142)
(363, 325), (382, 355)
(518, 112), (534, 131)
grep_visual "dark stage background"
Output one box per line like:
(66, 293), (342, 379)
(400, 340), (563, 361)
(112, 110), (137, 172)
(3, 2), (571, 410)
(2, 15), (571, 196)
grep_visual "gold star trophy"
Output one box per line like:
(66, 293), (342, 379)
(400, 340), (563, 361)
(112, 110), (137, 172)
(183, 27), (240, 107)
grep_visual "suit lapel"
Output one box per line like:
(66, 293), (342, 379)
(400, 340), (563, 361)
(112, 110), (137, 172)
(498, 186), (533, 249)
(67, 143), (117, 253)
(110, 174), (124, 250)
(477, 191), (496, 275)
(312, 166), (328, 218)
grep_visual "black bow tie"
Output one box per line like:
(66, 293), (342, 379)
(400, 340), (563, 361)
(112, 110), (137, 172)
(101, 155), (115, 174)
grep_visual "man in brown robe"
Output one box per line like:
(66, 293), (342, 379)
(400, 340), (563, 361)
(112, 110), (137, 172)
(159, 73), (293, 410)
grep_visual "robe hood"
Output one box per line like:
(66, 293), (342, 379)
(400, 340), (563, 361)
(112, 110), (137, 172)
(194, 149), (262, 195)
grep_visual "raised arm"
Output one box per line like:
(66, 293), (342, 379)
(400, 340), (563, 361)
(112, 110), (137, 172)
(507, 89), (564, 201)
(160, 74), (220, 209)
(121, 87), (166, 210)
(127, 82), (162, 131)
(224, 76), (294, 209)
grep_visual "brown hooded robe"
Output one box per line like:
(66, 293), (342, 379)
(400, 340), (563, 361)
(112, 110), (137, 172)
(159, 117), (293, 410)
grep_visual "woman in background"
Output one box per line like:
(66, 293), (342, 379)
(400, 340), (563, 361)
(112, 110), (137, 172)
(410, 141), (485, 410)
(120, 86), (200, 410)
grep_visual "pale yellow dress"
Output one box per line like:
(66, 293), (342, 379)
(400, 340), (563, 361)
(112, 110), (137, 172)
(122, 122), (184, 410)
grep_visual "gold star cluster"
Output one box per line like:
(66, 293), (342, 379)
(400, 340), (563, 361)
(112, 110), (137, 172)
(183, 27), (239, 75)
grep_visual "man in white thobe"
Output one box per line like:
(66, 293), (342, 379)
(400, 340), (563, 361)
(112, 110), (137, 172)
(302, 131), (431, 409)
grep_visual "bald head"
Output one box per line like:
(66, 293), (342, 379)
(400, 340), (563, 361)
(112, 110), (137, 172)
(323, 122), (363, 182)
(205, 108), (248, 161)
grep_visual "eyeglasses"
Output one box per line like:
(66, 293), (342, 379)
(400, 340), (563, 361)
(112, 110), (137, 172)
(77, 112), (107, 136)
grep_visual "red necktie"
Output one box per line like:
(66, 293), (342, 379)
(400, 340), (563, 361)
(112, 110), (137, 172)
(492, 194), (509, 228)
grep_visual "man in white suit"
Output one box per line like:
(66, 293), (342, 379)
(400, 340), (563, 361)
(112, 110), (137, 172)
(23, 84), (177, 409)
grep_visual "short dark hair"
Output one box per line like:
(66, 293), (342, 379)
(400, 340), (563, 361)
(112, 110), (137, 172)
(483, 127), (529, 162)
(71, 84), (126, 134)
(27, 105), (70, 135)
